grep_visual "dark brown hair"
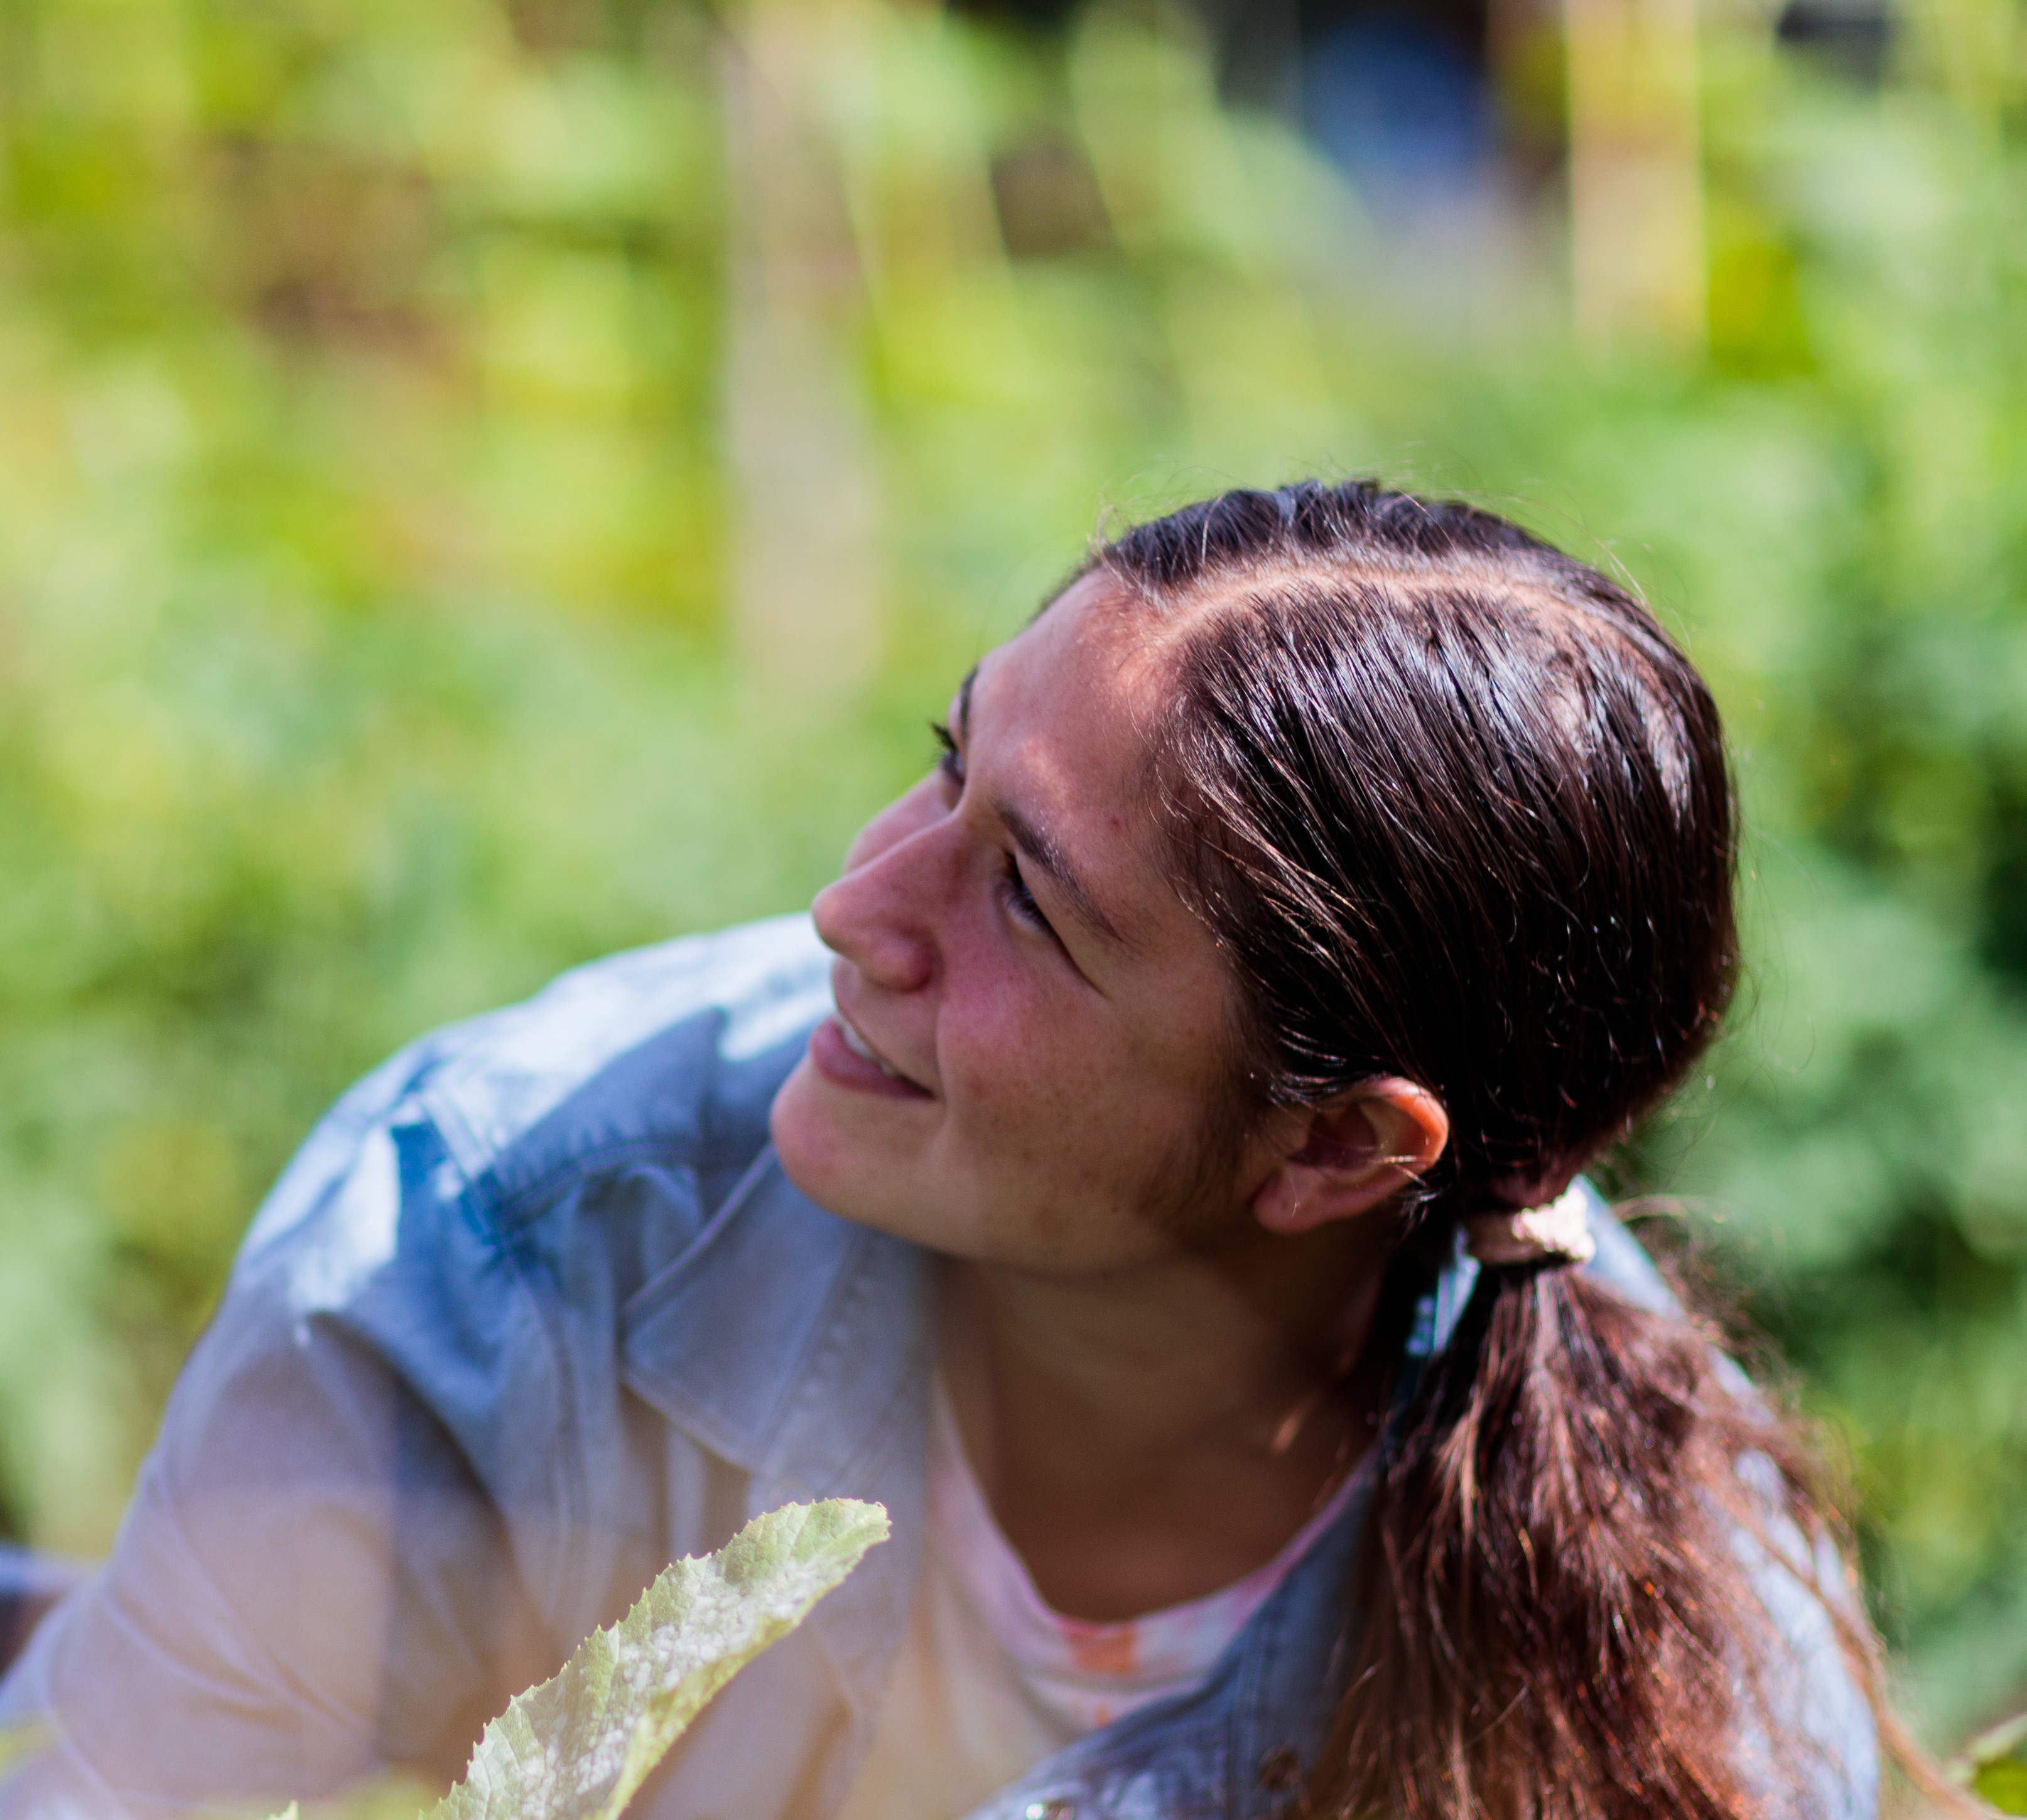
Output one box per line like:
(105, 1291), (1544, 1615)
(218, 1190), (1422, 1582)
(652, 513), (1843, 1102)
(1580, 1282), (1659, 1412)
(1086, 482), (1923, 1820)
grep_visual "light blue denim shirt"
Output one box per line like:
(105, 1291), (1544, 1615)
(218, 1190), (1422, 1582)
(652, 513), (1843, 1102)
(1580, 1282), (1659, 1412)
(0, 917), (1876, 1820)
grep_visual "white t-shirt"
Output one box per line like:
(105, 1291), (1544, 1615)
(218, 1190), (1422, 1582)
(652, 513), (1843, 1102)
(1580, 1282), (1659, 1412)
(835, 1379), (1370, 1820)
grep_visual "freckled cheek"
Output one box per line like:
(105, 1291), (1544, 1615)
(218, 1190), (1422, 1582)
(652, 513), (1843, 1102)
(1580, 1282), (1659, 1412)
(936, 977), (1116, 1141)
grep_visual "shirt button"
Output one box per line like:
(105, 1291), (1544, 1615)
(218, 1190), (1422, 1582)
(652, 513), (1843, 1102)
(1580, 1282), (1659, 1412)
(1257, 1746), (1302, 1792)
(1022, 1803), (1075, 1820)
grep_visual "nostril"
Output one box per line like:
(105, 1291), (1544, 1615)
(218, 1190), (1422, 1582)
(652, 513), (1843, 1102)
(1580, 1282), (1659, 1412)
(864, 925), (937, 994)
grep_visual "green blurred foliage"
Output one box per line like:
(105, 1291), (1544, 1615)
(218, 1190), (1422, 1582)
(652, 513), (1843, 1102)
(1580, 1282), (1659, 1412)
(2, 0), (2026, 1750)
(1967, 1707), (2027, 1811)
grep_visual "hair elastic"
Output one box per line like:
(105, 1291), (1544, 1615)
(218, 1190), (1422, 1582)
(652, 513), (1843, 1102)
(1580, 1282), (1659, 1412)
(1462, 1183), (1596, 1269)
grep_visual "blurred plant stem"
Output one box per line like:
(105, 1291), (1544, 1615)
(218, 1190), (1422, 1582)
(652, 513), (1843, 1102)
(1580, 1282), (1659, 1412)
(1565, 0), (1705, 349)
(724, 0), (884, 707)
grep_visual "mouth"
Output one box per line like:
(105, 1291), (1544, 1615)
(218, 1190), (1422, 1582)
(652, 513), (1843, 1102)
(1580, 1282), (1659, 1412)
(838, 1015), (902, 1075)
(809, 1011), (935, 1101)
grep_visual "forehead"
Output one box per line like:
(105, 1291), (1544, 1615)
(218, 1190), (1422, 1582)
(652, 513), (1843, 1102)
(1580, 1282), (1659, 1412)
(970, 578), (1195, 932)
(973, 576), (1169, 787)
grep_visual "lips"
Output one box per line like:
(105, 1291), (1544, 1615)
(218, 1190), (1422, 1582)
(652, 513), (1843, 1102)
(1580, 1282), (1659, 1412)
(838, 1016), (899, 1074)
(809, 1012), (934, 1101)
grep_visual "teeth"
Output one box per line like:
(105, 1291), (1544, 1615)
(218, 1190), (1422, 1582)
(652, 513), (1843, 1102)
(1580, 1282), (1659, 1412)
(838, 1017), (900, 1079)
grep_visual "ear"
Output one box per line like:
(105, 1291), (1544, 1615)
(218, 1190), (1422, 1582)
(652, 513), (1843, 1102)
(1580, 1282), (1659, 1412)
(1250, 1077), (1450, 1237)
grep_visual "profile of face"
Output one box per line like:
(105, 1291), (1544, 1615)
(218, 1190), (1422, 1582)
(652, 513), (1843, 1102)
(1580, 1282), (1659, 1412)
(769, 574), (1235, 1271)
(769, 575), (1444, 1274)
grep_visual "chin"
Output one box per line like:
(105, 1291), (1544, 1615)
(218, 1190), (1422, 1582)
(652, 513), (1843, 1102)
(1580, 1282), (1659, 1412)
(770, 1057), (890, 1224)
(769, 1058), (834, 1188)
(773, 1058), (976, 1258)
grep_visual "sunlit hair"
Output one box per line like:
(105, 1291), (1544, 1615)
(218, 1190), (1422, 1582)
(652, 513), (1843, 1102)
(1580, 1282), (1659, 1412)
(1082, 481), (1943, 1820)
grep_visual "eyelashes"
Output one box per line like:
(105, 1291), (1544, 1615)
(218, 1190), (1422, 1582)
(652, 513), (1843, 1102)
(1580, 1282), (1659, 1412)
(1001, 854), (1049, 931)
(927, 719), (1056, 942)
(930, 719), (963, 789)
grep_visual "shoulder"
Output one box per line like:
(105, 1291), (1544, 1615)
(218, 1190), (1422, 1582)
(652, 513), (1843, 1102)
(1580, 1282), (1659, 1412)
(222, 912), (835, 1443)
(77, 916), (841, 1669)
(414, 912), (833, 1208)
(242, 913), (830, 1264)
(190, 915), (836, 1620)
(1578, 1183), (1678, 1314)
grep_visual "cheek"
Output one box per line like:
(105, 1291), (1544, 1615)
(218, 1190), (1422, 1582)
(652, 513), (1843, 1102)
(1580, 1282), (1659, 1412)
(938, 951), (1098, 1127)
(936, 960), (1174, 1177)
(939, 965), (1059, 1111)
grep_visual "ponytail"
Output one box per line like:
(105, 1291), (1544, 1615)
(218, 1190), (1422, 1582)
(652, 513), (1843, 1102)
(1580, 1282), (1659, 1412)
(1318, 1251), (1794, 1819)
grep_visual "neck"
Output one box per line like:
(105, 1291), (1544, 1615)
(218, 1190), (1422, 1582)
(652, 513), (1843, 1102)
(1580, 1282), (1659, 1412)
(938, 1216), (1396, 1620)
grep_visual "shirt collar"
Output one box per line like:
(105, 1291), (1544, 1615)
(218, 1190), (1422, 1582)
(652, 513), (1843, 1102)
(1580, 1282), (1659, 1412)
(619, 1144), (931, 1478)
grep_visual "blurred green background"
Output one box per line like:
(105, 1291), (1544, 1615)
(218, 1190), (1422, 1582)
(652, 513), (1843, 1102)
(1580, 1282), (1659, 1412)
(1, 0), (2024, 1752)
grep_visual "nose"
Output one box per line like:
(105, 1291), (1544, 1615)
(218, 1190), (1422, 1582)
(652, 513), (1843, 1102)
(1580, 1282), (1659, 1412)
(811, 816), (943, 997)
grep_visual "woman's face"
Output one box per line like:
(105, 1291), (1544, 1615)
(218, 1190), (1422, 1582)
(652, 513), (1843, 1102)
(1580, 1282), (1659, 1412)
(770, 576), (1257, 1271)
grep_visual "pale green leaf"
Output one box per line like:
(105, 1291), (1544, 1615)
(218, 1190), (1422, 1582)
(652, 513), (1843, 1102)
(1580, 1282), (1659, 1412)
(1949, 1708), (2027, 1813)
(423, 1499), (887, 1820)
(1977, 1762), (2027, 1816)
(1969, 1711), (2027, 1769)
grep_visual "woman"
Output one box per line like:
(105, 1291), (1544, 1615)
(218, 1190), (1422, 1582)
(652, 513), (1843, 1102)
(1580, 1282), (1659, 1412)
(0, 483), (1892, 1820)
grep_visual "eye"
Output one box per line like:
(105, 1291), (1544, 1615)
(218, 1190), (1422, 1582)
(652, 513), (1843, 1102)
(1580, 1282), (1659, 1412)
(930, 719), (964, 797)
(1002, 853), (1056, 937)
(930, 718), (1060, 948)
